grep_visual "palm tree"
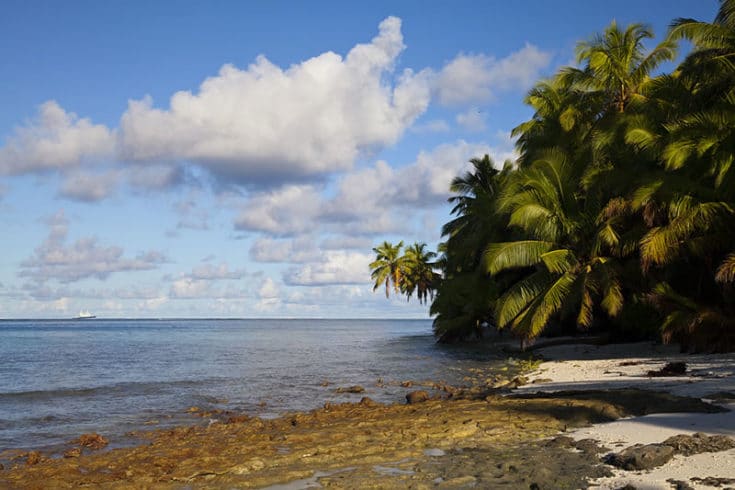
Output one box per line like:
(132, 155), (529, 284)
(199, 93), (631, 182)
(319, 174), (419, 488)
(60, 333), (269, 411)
(369, 241), (405, 299)
(401, 242), (440, 305)
(562, 21), (677, 113)
(484, 149), (624, 343)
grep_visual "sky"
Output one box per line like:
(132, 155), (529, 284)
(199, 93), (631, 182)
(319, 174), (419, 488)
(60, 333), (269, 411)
(0, 0), (719, 319)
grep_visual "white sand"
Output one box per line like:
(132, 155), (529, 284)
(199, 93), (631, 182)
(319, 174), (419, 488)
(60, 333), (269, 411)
(516, 341), (735, 490)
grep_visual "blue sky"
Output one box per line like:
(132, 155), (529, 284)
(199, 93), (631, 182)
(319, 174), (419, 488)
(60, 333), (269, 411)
(0, 0), (718, 318)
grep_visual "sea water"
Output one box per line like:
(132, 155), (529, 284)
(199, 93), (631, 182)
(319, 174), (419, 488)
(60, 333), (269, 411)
(0, 319), (511, 453)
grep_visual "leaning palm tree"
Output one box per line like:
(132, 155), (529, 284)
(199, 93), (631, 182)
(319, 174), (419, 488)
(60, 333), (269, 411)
(369, 241), (405, 299)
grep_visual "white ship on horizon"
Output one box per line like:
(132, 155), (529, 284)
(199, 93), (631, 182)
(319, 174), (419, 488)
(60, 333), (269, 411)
(72, 309), (96, 320)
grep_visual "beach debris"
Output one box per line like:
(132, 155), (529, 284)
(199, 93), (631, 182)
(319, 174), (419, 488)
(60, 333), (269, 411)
(647, 361), (687, 377)
(63, 447), (81, 458)
(76, 433), (109, 450)
(335, 385), (365, 394)
(406, 390), (430, 404)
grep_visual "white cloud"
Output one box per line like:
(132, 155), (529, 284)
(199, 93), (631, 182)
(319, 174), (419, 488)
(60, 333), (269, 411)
(0, 101), (115, 175)
(188, 263), (246, 280)
(58, 170), (120, 202)
(20, 210), (166, 283)
(411, 119), (451, 133)
(456, 109), (487, 132)
(249, 236), (321, 263)
(436, 44), (551, 105)
(283, 251), (372, 286)
(117, 17), (430, 184)
(255, 277), (281, 311)
(234, 185), (322, 236)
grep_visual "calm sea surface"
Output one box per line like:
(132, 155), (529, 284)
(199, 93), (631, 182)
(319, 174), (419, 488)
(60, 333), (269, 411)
(0, 319), (511, 453)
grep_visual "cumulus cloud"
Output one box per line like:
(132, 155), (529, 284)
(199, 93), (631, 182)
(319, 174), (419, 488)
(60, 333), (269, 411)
(58, 170), (120, 202)
(118, 17), (430, 184)
(456, 109), (487, 132)
(436, 44), (551, 105)
(234, 185), (322, 236)
(0, 101), (115, 175)
(283, 251), (372, 286)
(20, 210), (166, 283)
(249, 236), (321, 263)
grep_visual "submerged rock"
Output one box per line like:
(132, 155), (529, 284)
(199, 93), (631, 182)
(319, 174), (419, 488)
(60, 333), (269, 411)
(335, 385), (365, 394)
(76, 433), (108, 450)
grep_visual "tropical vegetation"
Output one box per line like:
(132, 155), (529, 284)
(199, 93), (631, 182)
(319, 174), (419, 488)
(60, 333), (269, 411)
(371, 0), (735, 352)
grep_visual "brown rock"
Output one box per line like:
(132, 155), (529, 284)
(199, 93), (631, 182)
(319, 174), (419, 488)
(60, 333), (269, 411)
(400, 380), (413, 388)
(647, 362), (687, 377)
(25, 451), (41, 466)
(335, 385), (365, 394)
(225, 415), (251, 424)
(63, 447), (81, 458)
(663, 432), (735, 456)
(186, 406), (200, 413)
(359, 397), (379, 407)
(606, 443), (675, 470)
(406, 390), (430, 404)
(76, 433), (109, 450)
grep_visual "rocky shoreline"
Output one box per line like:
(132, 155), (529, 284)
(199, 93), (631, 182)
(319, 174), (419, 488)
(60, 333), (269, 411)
(1, 342), (734, 489)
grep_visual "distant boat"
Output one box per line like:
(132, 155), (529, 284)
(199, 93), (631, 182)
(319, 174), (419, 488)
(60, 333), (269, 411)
(72, 310), (96, 320)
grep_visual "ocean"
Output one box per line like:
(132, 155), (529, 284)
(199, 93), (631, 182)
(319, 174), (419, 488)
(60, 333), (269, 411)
(0, 319), (512, 454)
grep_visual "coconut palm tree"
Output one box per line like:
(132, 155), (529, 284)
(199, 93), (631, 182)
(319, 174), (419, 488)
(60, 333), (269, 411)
(401, 242), (440, 305)
(369, 241), (405, 299)
(484, 149), (624, 342)
(562, 21), (677, 113)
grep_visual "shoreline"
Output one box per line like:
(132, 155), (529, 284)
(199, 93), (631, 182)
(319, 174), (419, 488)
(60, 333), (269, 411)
(0, 341), (733, 488)
(520, 341), (735, 489)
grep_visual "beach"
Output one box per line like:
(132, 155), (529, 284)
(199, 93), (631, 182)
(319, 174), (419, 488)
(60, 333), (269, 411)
(1, 339), (734, 489)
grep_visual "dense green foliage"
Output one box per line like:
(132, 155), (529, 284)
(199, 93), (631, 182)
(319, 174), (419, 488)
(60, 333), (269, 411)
(372, 1), (735, 351)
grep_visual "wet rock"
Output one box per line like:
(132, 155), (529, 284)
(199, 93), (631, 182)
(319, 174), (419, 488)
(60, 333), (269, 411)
(406, 390), (430, 404)
(335, 385), (365, 394)
(225, 414), (251, 424)
(400, 380), (413, 388)
(76, 433), (109, 450)
(647, 361), (687, 377)
(359, 397), (379, 407)
(63, 447), (81, 458)
(605, 443), (675, 470)
(662, 432), (735, 456)
(25, 451), (41, 466)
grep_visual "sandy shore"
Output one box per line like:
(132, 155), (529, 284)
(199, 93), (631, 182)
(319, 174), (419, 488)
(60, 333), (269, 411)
(519, 341), (735, 490)
(1, 341), (733, 489)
